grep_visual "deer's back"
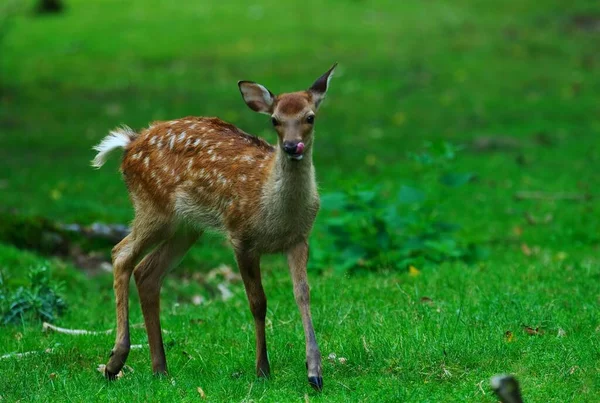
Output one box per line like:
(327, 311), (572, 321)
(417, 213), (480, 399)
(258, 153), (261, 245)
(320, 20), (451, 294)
(121, 117), (275, 231)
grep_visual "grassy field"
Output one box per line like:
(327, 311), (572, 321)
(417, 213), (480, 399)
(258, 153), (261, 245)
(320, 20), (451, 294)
(1, 0), (599, 401)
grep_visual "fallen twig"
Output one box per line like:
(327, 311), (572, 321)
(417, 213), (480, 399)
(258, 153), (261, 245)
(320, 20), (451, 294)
(514, 191), (590, 201)
(0, 346), (58, 360)
(43, 322), (169, 335)
(43, 322), (113, 335)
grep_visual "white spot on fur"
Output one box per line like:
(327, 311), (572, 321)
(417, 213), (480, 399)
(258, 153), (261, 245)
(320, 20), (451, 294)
(192, 139), (201, 147)
(149, 136), (156, 145)
(169, 136), (175, 150)
(157, 139), (163, 149)
(240, 175), (247, 182)
(241, 155), (254, 163)
(188, 159), (193, 170)
(177, 132), (186, 142)
(144, 156), (150, 168)
(207, 148), (214, 155)
(190, 123), (197, 129)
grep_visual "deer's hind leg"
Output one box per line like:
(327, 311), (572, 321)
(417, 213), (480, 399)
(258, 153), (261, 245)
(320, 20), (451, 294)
(104, 214), (171, 379)
(133, 228), (199, 375)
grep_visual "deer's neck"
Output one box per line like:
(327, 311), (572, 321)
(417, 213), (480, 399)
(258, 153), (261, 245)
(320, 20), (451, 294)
(251, 145), (319, 252)
(261, 146), (317, 211)
(275, 145), (315, 190)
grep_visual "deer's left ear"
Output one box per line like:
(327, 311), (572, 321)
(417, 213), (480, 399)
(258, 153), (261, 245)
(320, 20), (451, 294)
(308, 63), (337, 109)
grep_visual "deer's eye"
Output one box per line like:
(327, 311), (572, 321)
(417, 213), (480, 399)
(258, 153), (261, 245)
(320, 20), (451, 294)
(306, 115), (315, 124)
(271, 117), (280, 126)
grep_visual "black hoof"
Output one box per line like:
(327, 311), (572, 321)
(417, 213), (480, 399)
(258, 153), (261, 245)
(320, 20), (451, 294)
(104, 368), (119, 381)
(308, 376), (323, 391)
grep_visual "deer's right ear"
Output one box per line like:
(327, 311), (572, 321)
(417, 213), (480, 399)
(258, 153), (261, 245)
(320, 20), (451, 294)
(238, 81), (275, 115)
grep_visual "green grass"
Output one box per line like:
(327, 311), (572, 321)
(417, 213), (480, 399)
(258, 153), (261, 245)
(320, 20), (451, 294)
(1, 0), (599, 401)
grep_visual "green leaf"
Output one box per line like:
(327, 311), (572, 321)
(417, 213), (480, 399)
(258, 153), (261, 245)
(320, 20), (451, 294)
(440, 172), (474, 187)
(397, 185), (425, 204)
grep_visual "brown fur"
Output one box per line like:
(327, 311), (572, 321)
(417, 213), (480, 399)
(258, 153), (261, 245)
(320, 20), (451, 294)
(275, 92), (312, 115)
(120, 116), (274, 224)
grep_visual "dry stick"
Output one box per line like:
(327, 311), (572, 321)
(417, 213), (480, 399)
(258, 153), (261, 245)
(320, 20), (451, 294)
(514, 191), (590, 201)
(1, 328), (146, 361)
(0, 349), (53, 360)
(43, 322), (113, 335)
(42, 322), (169, 335)
(0, 345), (59, 360)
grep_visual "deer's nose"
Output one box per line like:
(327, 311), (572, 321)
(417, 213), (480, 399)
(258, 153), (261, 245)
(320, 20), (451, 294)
(283, 141), (302, 155)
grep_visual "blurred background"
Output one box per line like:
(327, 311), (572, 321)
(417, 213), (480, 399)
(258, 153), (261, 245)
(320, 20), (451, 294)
(2, 0), (597, 223)
(0, 0), (599, 400)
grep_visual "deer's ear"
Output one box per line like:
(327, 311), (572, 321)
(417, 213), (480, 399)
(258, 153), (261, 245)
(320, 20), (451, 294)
(308, 63), (337, 109)
(238, 81), (275, 115)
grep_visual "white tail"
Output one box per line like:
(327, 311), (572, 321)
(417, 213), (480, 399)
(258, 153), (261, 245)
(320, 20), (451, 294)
(91, 126), (137, 168)
(96, 64), (337, 391)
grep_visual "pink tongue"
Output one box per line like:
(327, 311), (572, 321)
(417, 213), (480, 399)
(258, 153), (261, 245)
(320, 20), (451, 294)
(296, 142), (305, 154)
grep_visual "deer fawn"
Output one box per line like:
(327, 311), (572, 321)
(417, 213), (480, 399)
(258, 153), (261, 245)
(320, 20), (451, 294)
(91, 64), (337, 390)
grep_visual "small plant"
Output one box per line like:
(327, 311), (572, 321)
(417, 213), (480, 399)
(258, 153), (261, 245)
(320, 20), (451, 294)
(310, 141), (484, 273)
(1, 266), (67, 325)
